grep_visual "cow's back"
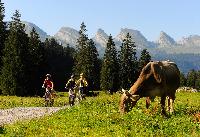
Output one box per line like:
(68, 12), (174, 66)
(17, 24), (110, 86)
(161, 61), (180, 91)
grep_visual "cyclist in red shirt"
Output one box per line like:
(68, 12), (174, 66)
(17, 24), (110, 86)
(42, 74), (55, 99)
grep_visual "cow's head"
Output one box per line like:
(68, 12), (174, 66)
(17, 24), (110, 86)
(119, 89), (140, 113)
(119, 61), (163, 113)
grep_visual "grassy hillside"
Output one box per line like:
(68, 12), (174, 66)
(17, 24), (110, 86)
(1, 92), (200, 136)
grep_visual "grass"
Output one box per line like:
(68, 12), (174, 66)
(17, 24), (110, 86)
(0, 92), (69, 109)
(0, 92), (200, 136)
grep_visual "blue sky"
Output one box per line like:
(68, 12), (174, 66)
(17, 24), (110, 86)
(2, 0), (200, 41)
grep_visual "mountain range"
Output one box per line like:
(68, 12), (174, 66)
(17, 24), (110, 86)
(22, 21), (200, 74)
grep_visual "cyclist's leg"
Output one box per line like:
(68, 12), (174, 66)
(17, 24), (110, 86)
(78, 88), (81, 99)
(51, 89), (56, 98)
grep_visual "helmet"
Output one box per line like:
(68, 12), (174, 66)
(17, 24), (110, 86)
(46, 74), (51, 78)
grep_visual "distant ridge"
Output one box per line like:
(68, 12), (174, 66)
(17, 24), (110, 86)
(20, 21), (200, 73)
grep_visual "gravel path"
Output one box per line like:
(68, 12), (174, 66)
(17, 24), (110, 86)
(0, 106), (68, 126)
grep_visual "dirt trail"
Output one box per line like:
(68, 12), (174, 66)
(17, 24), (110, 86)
(0, 106), (68, 126)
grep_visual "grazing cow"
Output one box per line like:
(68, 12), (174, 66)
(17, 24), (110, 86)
(119, 61), (180, 115)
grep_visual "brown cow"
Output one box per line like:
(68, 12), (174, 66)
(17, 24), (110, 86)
(119, 61), (180, 115)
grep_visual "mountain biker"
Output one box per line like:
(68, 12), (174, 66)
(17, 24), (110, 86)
(66, 74), (76, 90)
(76, 73), (88, 99)
(65, 74), (77, 106)
(42, 74), (55, 99)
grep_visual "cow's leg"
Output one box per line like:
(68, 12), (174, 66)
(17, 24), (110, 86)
(160, 95), (167, 115)
(167, 96), (170, 112)
(169, 95), (175, 113)
(170, 98), (174, 113)
(146, 97), (151, 109)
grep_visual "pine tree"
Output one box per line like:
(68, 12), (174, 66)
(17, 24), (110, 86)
(100, 34), (119, 92)
(139, 49), (151, 70)
(195, 71), (200, 90)
(186, 69), (196, 88)
(85, 39), (100, 91)
(27, 27), (45, 95)
(119, 33), (137, 89)
(0, 0), (7, 65)
(74, 22), (100, 92)
(74, 22), (88, 75)
(180, 72), (186, 87)
(43, 38), (74, 91)
(0, 10), (29, 96)
(44, 38), (64, 89)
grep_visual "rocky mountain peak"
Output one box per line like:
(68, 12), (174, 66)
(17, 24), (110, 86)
(115, 28), (149, 49)
(156, 31), (176, 47)
(96, 28), (106, 34)
(58, 27), (79, 34)
(178, 35), (200, 47)
(91, 28), (109, 57)
(54, 27), (79, 46)
(93, 28), (108, 44)
(22, 21), (49, 41)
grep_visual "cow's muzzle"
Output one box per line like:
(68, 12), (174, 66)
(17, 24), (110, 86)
(119, 89), (140, 113)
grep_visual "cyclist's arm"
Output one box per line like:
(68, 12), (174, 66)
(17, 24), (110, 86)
(76, 79), (80, 86)
(51, 81), (54, 89)
(42, 79), (46, 88)
(74, 81), (77, 88)
(84, 79), (88, 87)
(66, 80), (71, 88)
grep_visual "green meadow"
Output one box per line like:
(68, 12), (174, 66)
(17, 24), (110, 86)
(0, 92), (69, 109)
(0, 91), (200, 137)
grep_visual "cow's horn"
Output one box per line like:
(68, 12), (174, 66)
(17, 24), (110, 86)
(122, 88), (130, 95)
(130, 95), (140, 101)
(122, 88), (126, 92)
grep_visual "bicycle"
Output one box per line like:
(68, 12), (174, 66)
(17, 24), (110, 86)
(77, 86), (86, 102)
(68, 88), (76, 106)
(42, 87), (54, 107)
(65, 87), (76, 106)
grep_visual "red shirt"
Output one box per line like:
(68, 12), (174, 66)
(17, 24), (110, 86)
(43, 79), (53, 88)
